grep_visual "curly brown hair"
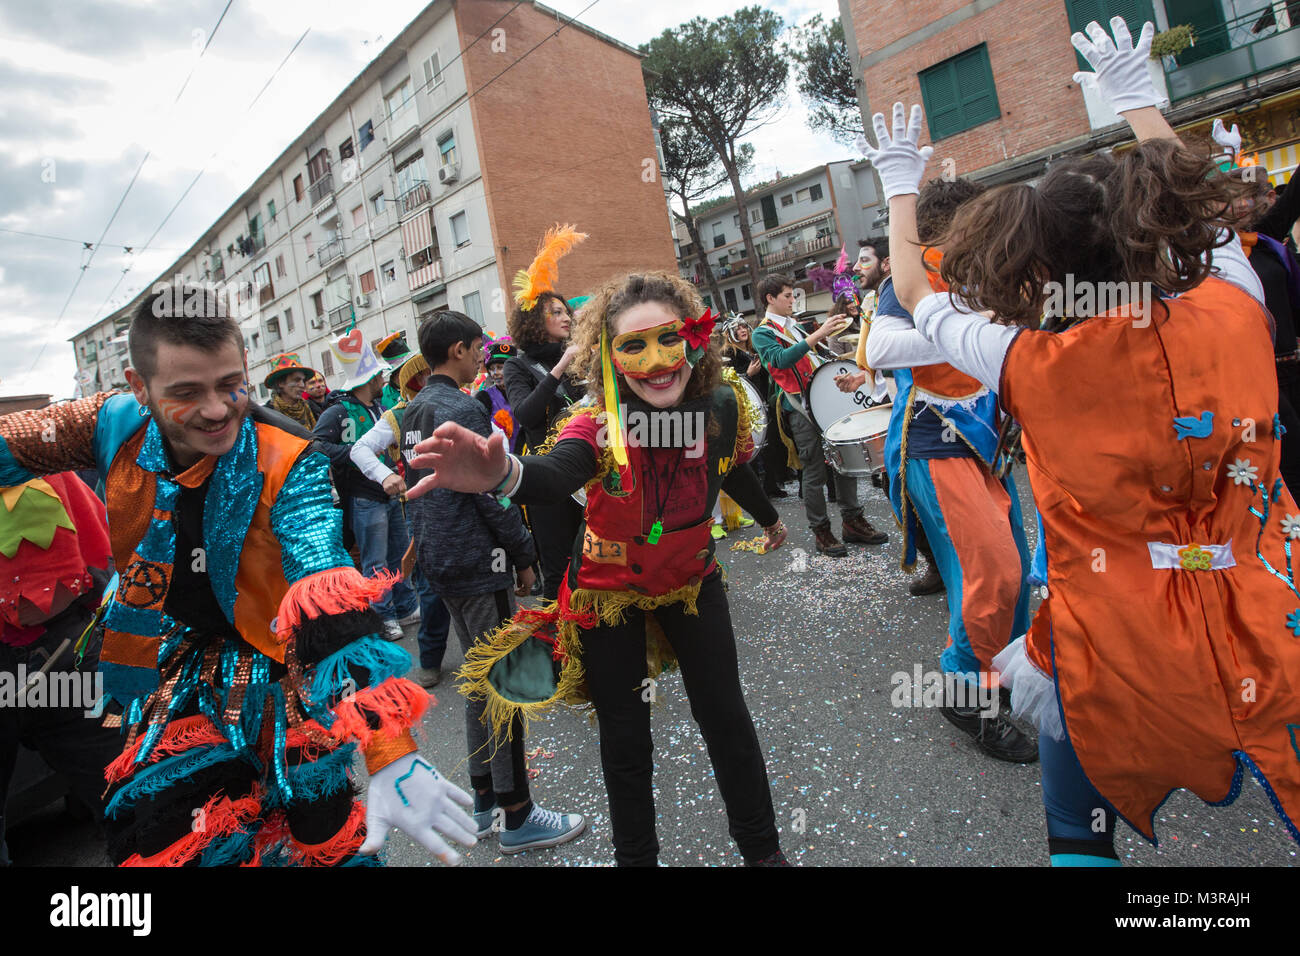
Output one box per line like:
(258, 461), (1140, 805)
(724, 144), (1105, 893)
(571, 271), (721, 405)
(936, 140), (1254, 327)
(507, 291), (573, 349)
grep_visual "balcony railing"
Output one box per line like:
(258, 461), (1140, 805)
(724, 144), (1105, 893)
(309, 171), (334, 207)
(1164, 11), (1300, 101)
(759, 233), (838, 268)
(398, 180), (431, 216)
(327, 304), (353, 331)
(406, 253), (444, 292)
(318, 237), (345, 268)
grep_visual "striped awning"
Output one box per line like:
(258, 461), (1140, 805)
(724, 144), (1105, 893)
(1257, 142), (1300, 187)
(400, 209), (439, 291)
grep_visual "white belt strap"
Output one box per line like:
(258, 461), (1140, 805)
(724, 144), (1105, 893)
(1147, 540), (1236, 571)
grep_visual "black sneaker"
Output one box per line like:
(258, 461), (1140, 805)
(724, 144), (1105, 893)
(940, 704), (982, 736)
(975, 714), (1039, 763)
(746, 849), (791, 867)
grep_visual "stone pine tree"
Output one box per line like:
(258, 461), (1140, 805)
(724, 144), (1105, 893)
(660, 117), (754, 312)
(642, 7), (787, 311)
(789, 13), (864, 146)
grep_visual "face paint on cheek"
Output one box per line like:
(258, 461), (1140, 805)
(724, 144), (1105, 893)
(610, 321), (687, 380)
(158, 398), (198, 426)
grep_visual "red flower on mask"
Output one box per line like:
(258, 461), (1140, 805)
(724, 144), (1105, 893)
(680, 309), (716, 351)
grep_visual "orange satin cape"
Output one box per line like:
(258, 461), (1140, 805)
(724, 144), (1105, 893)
(1002, 277), (1300, 840)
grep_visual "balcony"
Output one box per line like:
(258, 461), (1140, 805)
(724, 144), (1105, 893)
(308, 171), (334, 207)
(398, 180), (431, 216)
(1164, 11), (1300, 101)
(318, 237), (345, 268)
(327, 304), (353, 331)
(258, 284), (274, 307)
(716, 256), (751, 279)
(759, 233), (838, 268)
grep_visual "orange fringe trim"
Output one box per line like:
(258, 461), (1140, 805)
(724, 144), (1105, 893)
(275, 567), (399, 642)
(118, 788), (264, 867)
(285, 799), (367, 867)
(327, 676), (430, 750)
(104, 715), (226, 784)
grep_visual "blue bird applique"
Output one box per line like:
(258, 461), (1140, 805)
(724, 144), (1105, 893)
(1173, 411), (1214, 440)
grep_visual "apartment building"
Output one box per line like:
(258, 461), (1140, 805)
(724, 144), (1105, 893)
(676, 160), (883, 316)
(71, 0), (675, 400)
(841, 0), (1300, 186)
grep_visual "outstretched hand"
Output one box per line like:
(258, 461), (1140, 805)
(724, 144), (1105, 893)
(405, 422), (509, 499)
(862, 103), (934, 200)
(359, 754), (478, 865)
(1070, 17), (1159, 114)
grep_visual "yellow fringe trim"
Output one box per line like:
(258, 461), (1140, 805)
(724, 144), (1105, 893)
(720, 367), (755, 467)
(774, 397), (801, 469)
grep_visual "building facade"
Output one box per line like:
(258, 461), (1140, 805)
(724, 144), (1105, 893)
(676, 160), (883, 316)
(843, 0), (1300, 186)
(71, 0), (675, 400)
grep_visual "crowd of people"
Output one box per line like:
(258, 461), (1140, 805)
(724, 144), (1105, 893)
(3, 18), (1300, 868)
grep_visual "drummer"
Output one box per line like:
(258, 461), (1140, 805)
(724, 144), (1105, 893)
(861, 183), (1036, 764)
(751, 273), (890, 557)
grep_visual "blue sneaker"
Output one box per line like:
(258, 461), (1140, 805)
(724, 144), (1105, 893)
(474, 800), (498, 840)
(498, 804), (586, 854)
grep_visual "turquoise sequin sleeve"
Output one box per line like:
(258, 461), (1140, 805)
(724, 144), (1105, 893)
(269, 450), (354, 584)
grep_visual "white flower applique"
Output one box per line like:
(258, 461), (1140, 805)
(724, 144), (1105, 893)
(1226, 458), (1258, 486)
(1282, 514), (1300, 540)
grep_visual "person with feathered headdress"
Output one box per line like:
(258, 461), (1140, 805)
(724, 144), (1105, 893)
(501, 225), (588, 600)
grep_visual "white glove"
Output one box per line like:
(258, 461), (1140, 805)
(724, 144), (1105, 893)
(359, 754), (478, 865)
(863, 102), (934, 200)
(1211, 118), (1241, 156)
(1071, 17), (1159, 114)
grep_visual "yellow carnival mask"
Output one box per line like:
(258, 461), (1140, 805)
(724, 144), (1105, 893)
(609, 321), (687, 380)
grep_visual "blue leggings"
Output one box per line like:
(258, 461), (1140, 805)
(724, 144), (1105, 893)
(1040, 730), (1119, 866)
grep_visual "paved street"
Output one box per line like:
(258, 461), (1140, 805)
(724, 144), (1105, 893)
(10, 467), (1297, 867)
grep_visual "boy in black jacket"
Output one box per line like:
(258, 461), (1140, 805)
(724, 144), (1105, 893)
(403, 311), (585, 854)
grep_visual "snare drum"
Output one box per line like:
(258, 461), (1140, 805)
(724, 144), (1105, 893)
(822, 406), (893, 477)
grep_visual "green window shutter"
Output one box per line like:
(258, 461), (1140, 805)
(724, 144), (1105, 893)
(920, 44), (1000, 140)
(1065, 0), (1156, 70)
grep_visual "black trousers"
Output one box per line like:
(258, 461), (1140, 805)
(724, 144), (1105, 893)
(1277, 362), (1300, 498)
(527, 498), (584, 601)
(581, 573), (779, 866)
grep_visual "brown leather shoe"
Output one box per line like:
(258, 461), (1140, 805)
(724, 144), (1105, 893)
(813, 521), (848, 557)
(841, 513), (888, 545)
(908, 561), (946, 596)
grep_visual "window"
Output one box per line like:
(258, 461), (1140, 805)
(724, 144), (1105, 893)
(462, 290), (483, 325)
(304, 232), (314, 257)
(809, 183), (823, 202)
(712, 225), (725, 249)
(352, 205), (365, 229)
(423, 52), (443, 89)
(308, 148), (330, 184)
(311, 291), (324, 317)
(339, 138), (355, 161)
(750, 208), (762, 224)
(741, 284), (751, 301)
(381, 260), (396, 284)
(275, 253), (286, 278)
(359, 270), (377, 294)
(251, 331), (260, 350)
(919, 44), (1001, 140)
(395, 153), (428, 197)
(780, 194), (794, 207)
(293, 174), (304, 202)
(358, 119), (375, 151)
(450, 211), (470, 247)
(284, 306), (294, 333)
(320, 350), (334, 376)
(385, 80), (413, 119)
(796, 187), (810, 202)
(733, 214), (740, 227)
(266, 317), (281, 343)
(371, 192), (385, 215)
(266, 199), (276, 221)
(437, 132), (457, 167)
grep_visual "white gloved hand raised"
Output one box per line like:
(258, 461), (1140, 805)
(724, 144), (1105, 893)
(863, 102), (934, 200)
(1070, 17), (1159, 114)
(1211, 118), (1242, 156)
(359, 753), (478, 865)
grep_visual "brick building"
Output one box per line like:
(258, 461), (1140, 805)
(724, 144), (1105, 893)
(71, 1), (674, 400)
(841, 0), (1300, 187)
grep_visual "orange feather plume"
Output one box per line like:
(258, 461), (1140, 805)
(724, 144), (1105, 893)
(513, 224), (587, 310)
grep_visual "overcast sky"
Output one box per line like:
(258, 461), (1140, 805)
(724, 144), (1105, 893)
(0, 0), (848, 400)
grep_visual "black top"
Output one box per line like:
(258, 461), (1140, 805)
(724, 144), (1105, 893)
(1255, 174), (1300, 243)
(502, 342), (584, 451)
(1250, 242), (1299, 355)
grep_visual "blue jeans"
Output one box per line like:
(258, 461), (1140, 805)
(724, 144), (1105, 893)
(405, 517), (451, 669)
(350, 496), (418, 620)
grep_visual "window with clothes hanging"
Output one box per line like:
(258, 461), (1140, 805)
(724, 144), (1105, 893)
(919, 44), (1001, 140)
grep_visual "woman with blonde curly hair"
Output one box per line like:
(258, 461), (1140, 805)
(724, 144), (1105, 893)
(407, 270), (790, 866)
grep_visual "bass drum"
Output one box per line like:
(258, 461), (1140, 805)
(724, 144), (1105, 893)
(734, 373), (768, 452)
(806, 360), (891, 432)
